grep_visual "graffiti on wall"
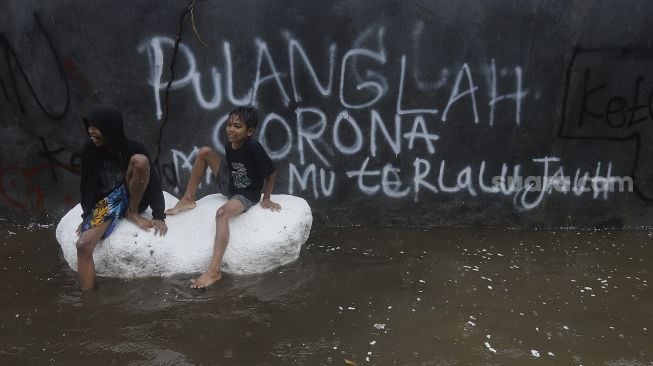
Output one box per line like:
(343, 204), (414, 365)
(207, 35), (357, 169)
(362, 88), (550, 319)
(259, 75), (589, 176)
(0, 11), (79, 211)
(0, 136), (80, 210)
(559, 47), (653, 201)
(139, 24), (628, 211)
(0, 12), (70, 119)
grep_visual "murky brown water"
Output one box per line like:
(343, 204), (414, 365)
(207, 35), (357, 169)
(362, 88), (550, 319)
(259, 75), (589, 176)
(0, 222), (651, 365)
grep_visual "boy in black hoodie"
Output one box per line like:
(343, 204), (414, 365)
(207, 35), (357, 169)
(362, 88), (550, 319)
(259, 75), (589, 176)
(76, 104), (167, 290)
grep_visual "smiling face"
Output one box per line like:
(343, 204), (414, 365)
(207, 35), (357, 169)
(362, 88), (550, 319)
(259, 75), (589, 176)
(87, 122), (106, 147)
(226, 115), (254, 148)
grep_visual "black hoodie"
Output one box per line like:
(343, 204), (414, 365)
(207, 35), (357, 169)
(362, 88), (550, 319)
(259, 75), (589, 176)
(80, 104), (166, 221)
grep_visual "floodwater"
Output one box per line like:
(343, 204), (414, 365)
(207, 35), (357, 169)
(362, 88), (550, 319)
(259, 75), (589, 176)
(0, 222), (651, 365)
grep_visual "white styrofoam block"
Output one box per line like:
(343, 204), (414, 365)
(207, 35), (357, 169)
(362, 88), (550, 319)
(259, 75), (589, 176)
(55, 192), (312, 277)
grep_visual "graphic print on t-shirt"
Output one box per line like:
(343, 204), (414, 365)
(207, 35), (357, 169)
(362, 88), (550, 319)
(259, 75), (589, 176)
(231, 162), (251, 189)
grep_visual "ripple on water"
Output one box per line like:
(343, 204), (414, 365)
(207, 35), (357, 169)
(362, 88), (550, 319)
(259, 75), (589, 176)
(1, 226), (651, 365)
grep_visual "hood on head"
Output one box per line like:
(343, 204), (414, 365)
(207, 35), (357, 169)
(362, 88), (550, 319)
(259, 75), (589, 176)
(83, 104), (128, 151)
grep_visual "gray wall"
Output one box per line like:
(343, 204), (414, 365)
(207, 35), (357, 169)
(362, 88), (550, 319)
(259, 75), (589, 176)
(2, 0), (653, 227)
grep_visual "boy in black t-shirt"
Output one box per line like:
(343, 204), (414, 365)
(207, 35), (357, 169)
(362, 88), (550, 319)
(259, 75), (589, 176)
(166, 106), (280, 288)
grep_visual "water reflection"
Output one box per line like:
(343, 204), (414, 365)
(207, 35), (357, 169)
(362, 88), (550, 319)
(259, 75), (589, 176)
(0, 225), (651, 365)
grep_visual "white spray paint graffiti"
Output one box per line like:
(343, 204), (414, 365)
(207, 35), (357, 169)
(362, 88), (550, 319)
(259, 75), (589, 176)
(288, 163), (335, 198)
(251, 38), (291, 107)
(144, 23), (625, 211)
(138, 29), (526, 125)
(350, 25), (389, 93)
(170, 147), (215, 195)
(284, 31), (337, 102)
(138, 37), (197, 120)
(411, 21), (450, 92)
(486, 59), (528, 126)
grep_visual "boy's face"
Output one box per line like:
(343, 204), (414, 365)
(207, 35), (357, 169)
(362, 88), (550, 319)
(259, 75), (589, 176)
(226, 115), (255, 146)
(87, 122), (106, 147)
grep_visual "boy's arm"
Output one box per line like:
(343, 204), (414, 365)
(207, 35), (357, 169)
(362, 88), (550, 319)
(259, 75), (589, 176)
(79, 142), (93, 219)
(132, 142), (167, 223)
(143, 162), (168, 236)
(145, 167), (167, 221)
(261, 170), (281, 211)
(262, 170), (276, 200)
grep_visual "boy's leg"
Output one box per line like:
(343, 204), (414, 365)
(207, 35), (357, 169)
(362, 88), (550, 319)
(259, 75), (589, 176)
(76, 220), (112, 290)
(190, 198), (244, 288)
(125, 154), (153, 230)
(166, 146), (222, 215)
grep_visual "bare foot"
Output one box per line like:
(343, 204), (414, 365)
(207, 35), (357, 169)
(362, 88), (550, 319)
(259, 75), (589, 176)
(126, 211), (153, 231)
(165, 197), (197, 215)
(190, 271), (222, 289)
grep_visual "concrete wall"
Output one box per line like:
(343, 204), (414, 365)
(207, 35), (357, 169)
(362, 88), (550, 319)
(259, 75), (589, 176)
(2, 0), (653, 227)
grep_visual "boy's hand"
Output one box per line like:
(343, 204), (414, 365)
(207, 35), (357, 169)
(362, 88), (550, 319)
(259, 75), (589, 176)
(76, 223), (82, 236)
(261, 198), (281, 211)
(151, 219), (168, 236)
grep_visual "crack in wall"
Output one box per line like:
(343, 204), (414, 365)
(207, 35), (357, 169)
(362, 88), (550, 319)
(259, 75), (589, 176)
(154, 0), (195, 173)
(0, 12), (70, 119)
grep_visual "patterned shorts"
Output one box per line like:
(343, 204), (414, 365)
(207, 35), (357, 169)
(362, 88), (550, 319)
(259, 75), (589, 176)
(81, 184), (129, 239)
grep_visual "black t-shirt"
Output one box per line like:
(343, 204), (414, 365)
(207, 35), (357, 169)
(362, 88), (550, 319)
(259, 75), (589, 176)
(96, 149), (125, 197)
(226, 138), (275, 203)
